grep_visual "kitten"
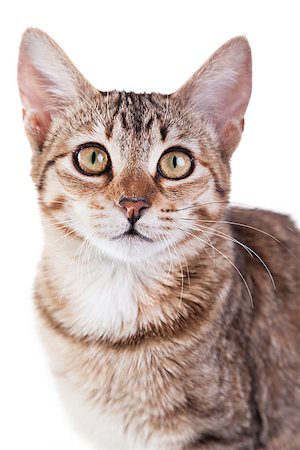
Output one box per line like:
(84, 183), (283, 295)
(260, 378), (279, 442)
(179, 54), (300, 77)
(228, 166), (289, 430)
(18, 29), (300, 450)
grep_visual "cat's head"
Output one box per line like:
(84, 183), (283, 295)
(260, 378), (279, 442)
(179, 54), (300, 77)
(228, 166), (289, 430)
(18, 29), (251, 262)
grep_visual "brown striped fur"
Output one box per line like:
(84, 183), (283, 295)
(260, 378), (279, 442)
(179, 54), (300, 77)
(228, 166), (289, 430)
(18, 29), (300, 449)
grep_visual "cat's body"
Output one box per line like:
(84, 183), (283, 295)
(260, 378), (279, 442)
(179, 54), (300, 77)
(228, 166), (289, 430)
(36, 207), (300, 450)
(18, 29), (300, 449)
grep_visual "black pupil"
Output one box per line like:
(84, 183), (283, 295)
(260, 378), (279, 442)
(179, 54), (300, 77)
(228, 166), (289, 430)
(172, 156), (177, 168)
(91, 151), (96, 164)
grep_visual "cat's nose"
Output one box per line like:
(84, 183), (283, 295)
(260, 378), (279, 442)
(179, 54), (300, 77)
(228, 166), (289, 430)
(118, 197), (149, 226)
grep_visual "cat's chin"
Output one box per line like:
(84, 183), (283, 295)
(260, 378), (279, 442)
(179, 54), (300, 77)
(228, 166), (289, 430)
(94, 234), (163, 263)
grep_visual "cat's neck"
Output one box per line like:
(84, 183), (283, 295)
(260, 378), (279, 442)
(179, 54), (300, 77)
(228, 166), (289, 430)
(37, 224), (235, 342)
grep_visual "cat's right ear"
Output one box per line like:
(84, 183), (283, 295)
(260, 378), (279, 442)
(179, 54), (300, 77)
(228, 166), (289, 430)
(173, 37), (252, 159)
(18, 28), (94, 151)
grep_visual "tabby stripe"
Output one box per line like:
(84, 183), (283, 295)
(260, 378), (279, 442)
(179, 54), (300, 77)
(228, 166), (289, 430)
(160, 125), (168, 141)
(146, 93), (162, 110)
(38, 152), (69, 191)
(145, 116), (154, 131)
(41, 196), (66, 212)
(126, 92), (142, 133)
(38, 160), (55, 191)
(199, 158), (226, 198)
(36, 299), (85, 347)
(55, 167), (112, 193)
(35, 285), (214, 351)
(121, 111), (127, 129)
(112, 91), (123, 118)
(105, 121), (114, 140)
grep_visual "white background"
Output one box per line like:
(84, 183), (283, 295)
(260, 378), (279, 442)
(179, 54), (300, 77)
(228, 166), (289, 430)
(1, 1), (299, 449)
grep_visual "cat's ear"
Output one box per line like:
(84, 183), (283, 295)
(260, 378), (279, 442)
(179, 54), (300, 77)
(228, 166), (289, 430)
(18, 28), (94, 150)
(174, 37), (252, 158)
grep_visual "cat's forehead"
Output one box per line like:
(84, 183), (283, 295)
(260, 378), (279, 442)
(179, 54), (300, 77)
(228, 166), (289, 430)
(48, 88), (198, 170)
(64, 90), (191, 160)
(103, 90), (168, 122)
(100, 90), (170, 140)
(100, 90), (195, 148)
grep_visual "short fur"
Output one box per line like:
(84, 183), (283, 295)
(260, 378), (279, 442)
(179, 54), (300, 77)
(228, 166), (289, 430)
(18, 29), (300, 449)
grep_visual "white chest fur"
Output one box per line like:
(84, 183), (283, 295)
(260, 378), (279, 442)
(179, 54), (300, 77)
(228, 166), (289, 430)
(43, 230), (170, 341)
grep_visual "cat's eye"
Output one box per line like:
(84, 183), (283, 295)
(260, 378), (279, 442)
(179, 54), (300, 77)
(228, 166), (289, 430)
(157, 148), (194, 180)
(73, 143), (111, 176)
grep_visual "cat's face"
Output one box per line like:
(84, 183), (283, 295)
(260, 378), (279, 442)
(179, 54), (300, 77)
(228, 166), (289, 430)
(34, 91), (225, 262)
(18, 30), (251, 262)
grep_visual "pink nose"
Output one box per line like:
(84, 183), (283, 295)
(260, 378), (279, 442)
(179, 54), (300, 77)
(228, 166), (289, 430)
(118, 197), (149, 225)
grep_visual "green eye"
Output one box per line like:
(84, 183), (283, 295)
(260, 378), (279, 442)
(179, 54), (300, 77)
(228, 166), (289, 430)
(74, 144), (111, 176)
(158, 149), (193, 179)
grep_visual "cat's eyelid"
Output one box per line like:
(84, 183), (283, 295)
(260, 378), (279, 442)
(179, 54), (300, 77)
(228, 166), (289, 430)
(73, 142), (108, 152)
(159, 146), (193, 157)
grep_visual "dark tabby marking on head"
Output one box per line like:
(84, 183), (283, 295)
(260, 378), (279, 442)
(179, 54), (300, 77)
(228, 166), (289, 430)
(121, 111), (127, 129)
(112, 91), (123, 118)
(38, 159), (56, 191)
(145, 116), (154, 131)
(38, 152), (69, 191)
(160, 125), (168, 141)
(43, 196), (66, 211)
(105, 121), (114, 140)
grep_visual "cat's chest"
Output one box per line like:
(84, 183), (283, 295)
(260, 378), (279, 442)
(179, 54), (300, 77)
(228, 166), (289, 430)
(49, 251), (149, 338)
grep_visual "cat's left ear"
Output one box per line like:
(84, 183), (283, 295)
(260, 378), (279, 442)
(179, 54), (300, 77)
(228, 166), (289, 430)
(174, 37), (252, 158)
(18, 28), (96, 150)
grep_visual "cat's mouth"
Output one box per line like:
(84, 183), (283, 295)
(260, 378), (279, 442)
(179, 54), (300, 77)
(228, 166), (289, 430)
(113, 228), (153, 243)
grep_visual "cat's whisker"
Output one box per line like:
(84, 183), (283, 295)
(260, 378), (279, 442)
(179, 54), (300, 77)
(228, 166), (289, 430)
(59, 236), (90, 303)
(178, 215), (291, 252)
(75, 232), (105, 295)
(178, 227), (254, 308)
(85, 236), (98, 284)
(180, 220), (276, 290)
(181, 247), (191, 290)
(160, 235), (174, 279)
(41, 220), (83, 237)
(77, 232), (93, 296)
(81, 235), (93, 287)
(44, 224), (81, 249)
(199, 224), (276, 289)
(174, 200), (259, 212)
(196, 226), (216, 266)
(167, 238), (185, 311)
(41, 218), (77, 229)
(170, 236), (191, 290)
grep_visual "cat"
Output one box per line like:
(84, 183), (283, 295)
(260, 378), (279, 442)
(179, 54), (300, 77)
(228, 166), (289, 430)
(18, 28), (300, 450)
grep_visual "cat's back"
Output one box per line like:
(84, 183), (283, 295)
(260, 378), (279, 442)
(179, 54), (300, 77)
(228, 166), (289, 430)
(228, 206), (300, 446)
(228, 206), (300, 288)
(228, 205), (300, 330)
